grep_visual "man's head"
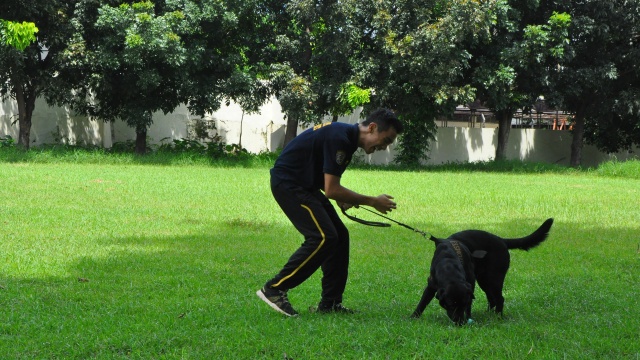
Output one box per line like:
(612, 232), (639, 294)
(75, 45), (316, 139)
(359, 108), (404, 154)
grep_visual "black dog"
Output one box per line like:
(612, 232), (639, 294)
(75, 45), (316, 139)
(411, 218), (554, 325)
(410, 238), (486, 325)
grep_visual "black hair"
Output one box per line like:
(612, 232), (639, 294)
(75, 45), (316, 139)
(362, 108), (404, 134)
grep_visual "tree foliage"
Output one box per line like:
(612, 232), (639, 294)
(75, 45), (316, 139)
(549, 0), (640, 165)
(56, 0), (267, 154)
(169, 0), (269, 116)
(347, 0), (495, 165)
(1, 0), (638, 166)
(56, 0), (191, 153)
(251, 0), (372, 147)
(0, 19), (38, 51)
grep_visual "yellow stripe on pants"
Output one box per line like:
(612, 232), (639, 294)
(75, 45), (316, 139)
(272, 204), (326, 287)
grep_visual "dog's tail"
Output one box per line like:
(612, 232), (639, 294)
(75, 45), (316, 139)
(505, 218), (554, 251)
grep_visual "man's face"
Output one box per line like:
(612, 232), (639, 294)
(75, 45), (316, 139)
(362, 123), (398, 154)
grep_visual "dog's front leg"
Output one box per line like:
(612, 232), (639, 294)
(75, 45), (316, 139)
(411, 286), (436, 318)
(466, 283), (476, 321)
(465, 303), (473, 322)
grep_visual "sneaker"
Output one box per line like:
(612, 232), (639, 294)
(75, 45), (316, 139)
(256, 287), (298, 317)
(316, 302), (355, 314)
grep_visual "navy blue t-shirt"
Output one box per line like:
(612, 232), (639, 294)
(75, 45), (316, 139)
(270, 122), (359, 191)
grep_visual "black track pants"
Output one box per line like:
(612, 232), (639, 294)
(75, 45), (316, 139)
(265, 178), (350, 303)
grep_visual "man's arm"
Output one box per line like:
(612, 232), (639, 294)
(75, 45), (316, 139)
(324, 173), (397, 214)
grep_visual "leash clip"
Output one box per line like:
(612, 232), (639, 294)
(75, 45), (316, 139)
(413, 228), (428, 238)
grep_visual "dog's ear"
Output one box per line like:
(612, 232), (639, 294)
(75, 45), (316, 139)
(472, 250), (487, 259)
(430, 235), (445, 245)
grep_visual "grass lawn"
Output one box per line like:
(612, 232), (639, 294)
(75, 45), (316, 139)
(0, 150), (638, 359)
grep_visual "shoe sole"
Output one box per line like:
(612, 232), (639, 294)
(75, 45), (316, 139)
(256, 290), (298, 317)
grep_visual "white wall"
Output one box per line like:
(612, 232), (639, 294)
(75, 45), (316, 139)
(422, 127), (636, 167)
(1, 96), (637, 167)
(0, 97), (104, 147)
(108, 99), (289, 154)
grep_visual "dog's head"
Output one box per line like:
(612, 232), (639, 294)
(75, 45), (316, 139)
(437, 282), (474, 326)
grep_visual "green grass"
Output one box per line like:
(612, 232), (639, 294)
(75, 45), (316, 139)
(1, 149), (639, 359)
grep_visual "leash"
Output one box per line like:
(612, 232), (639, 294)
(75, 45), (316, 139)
(340, 207), (390, 227)
(341, 207), (430, 238)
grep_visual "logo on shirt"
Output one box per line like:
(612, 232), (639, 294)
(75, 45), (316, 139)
(336, 150), (346, 165)
(313, 122), (332, 131)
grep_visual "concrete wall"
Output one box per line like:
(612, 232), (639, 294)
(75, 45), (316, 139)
(1, 97), (637, 167)
(108, 99), (289, 154)
(1, 97), (105, 147)
(0, 97), (290, 152)
(339, 112), (637, 167)
(420, 127), (636, 167)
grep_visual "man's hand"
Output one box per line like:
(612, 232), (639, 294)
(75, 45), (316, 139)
(372, 194), (396, 214)
(324, 173), (397, 214)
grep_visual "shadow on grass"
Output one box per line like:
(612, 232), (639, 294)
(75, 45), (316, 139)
(4, 146), (640, 178)
(1, 221), (293, 358)
(2, 219), (639, 358)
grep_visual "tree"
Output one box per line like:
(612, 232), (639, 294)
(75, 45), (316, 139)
(466, 1), (571, 161)
(0, 1), (77, 150)
(350, 0), (496, 165)
(57, 0), (269, 154)
(169, 0), (270, 119)
(254, 0), (370, 148)
(549, 0), (640, 166)
(0, 19), (38, 148)
(57, 1), (191, 154)
(301, 2), (373, 122)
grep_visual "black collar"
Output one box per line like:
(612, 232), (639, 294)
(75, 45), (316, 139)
(450, 240), (465, 264)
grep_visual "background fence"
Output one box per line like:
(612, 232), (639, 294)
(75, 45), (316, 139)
(1, 97), (637, 167)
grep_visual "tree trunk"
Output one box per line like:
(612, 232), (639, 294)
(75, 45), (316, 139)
(135, 127), (147, 155)
(239, 111), (244, 148)
(13, 78), (36, 150)
(495, 109), (513, 161)
(283, 116), (299, 149)
(570, 109), (585, 167)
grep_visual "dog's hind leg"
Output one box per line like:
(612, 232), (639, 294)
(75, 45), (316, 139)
(477, 274), (506, 314)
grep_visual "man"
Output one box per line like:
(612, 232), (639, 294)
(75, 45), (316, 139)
(256, 108), (404, 316)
